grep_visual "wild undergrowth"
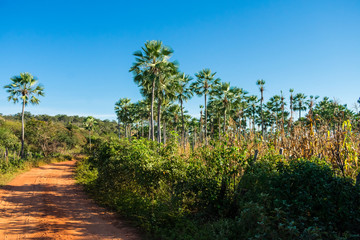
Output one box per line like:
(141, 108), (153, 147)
(76, 135), (360, 240)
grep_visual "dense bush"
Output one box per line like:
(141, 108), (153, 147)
(77, 138), (360, 239)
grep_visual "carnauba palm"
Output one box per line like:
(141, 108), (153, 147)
(4, 72), (45, 158)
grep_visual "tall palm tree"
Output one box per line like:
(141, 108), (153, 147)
(114, 98), (133, 138)
(189, 117), (199, 149)
(130, 40), (173, 141)
(176, 73), (193, 149)
(211, 82), (242, 134)
(306, 95), (319, 129)
(266, 95), (283, 132)
(289, 89), (294, 123)
(207, 99), (222, 138)
(84, 116), (97, 151)
(256, 79), (265, 136)
(280, 91), (286, 131)
(135, 100), (150, 138)
(245, 95), (258, 132)
(4, 72), (45, 158)
(155, 62), (179, 143)
(293, 93), (307, 119)
(191, 69), (220, 144)
(199, 105), (204, 143)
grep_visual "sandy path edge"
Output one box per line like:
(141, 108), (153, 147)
(0, 160), (142, 240)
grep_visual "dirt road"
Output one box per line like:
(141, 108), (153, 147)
(0, 160), (141, 240)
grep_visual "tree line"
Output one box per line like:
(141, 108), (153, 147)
(115, 40), (359, 149)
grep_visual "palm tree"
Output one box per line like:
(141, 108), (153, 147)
(293, 93), (307, 119)
(207, 99), (222, 138)
(256, 79), (265, 136)
(245, 95), (258, 132)
(289, 89), (294, 123)
(4, 72), (45, 158)
(84, 116), (97, 151)
(176, 73), (193, 150)
(191, 69), (220, 144)
(155, 61), (178, 143)
(114, 98), (133, 138)
(211, 82), (242, 134)
(306, 95), (319, 130)
(130, 40), (173, 141)
(189, 117), (199, 150)
(280, 91), (286, 131)
(199, 105), (204, 143)
(135, 100), (150, 138)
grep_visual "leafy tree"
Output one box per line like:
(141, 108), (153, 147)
(0, 127), (20, 160)
(4, 72), (45, 158)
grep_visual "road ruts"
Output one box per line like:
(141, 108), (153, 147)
(0, 160), (141, 240)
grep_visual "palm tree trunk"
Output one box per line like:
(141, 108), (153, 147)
(148, 117), (151, 139)
(118, 119), (121, 139)
(129, 124), (131, 139)
(163, 120), (166, 144)
(199, 110), (203, 143)
(223, 109), (226, 135)
(157, 98), (162, 143)
(194, 129), (197, 148)
(150, 80), (155, 141)
(180, 99), (185, 150)
(218, 116), (221, 139)
(20, 99), (25, 158)
(261, 91), (264, 136)
(141, 121), (144, 138)
(204, 94), (208, 145)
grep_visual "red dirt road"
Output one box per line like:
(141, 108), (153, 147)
(0, 160), (141, 240)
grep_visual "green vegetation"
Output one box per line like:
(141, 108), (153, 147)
(93, 40), (360, 239)
(3, 41), (360, 239)
(77, 138), (360, 239)
(0, 112), (119, 183)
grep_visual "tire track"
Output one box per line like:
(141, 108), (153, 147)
(0, 160), (141, 240)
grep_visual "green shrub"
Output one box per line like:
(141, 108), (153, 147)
(77, 138), (360, 239)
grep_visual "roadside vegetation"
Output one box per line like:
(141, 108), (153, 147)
(76, 40), (360, 239)
(3, 41), (360, 239)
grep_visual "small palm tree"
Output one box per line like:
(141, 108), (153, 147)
(84, 116), (97, 151)
(256, 79), (265, 136)
(114, 98), (132, 138)
(4, 72), (45, 158)
(293, 93), (307, 119)
(191, 69), (220, 144)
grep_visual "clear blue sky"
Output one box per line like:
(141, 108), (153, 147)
(1, 0), (359, 120)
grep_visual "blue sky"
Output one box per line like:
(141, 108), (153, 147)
(1, 0), (359, 120)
